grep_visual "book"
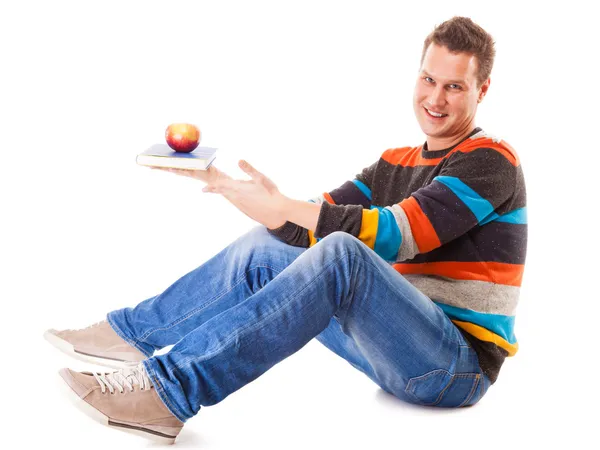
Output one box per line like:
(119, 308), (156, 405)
(136, 144), (217, 170)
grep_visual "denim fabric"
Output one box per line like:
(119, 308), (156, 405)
(107, 226), (490, 422)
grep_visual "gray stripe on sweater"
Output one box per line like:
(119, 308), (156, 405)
(388, 204), (420, 261)
(402, 274), (519, 316)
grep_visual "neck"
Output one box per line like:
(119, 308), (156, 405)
(426, 123), (478, 151)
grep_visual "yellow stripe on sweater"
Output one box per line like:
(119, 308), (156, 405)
(452, 319), (519, 356)
(308, 229), (318, 247)
(357, 208), (379, 250)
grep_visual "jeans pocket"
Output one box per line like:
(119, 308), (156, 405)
(405, 369), (481, 408)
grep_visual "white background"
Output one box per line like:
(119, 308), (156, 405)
(1, 0), (598, 448)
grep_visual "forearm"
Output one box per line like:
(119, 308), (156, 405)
(278, 197), (322, 232)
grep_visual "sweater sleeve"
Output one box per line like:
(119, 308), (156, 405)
(266, 160), (378, 248)
(314, 146), (519, 262)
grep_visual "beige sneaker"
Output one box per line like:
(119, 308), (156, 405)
(58, 362), (184, 444)
(44, 320), (147, 369)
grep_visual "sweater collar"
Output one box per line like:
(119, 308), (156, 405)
(421, 127), (482, 159)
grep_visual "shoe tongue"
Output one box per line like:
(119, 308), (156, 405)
(120, 367), (139, 383)
(120, 365), (148, 387)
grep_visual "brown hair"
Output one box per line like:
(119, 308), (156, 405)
(420, 16), (496, 88)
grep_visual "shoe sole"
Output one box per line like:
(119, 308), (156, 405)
(43, 330), (142, 370)
(57, 371), (179, 445)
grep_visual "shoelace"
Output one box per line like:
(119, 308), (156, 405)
(93, 363), (151, 394)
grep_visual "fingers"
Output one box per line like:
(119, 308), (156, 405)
(239, 160), (261, 179)
(151, 167), (194, 178)
(239, 160), (276, 191)
(151, 166), (178, 173)
(203, 179), (228, 194)
(203, 178), (246, 196)
(203, 185), (235, 200)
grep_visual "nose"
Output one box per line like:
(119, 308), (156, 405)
(427, 85), (447, 110)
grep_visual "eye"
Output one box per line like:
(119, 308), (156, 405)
(449, 84), (461, 90)
(424, 77), (434, 83)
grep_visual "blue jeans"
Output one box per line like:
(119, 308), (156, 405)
(107, 226), (490, 422)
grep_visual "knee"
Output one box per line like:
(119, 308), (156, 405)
(319, 231), (361, 253)
(321, 231), (356, 243)
(236, 225), (275, 250)
(229, 225), (286, 260)
(248, 224), (270, 239)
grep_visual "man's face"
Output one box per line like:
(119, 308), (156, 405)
(413, 43), (489, 149)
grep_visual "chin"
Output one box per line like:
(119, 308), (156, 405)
(418, 120), (443, 138)
(421, 115), (451, 135)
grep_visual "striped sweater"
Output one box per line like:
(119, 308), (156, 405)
(267, 127), (527, 384)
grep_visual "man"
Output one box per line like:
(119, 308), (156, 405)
(44, 16), (527, 444)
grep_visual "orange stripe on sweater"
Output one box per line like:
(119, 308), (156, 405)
(398, 197), (441, 252)
(323, 192), (335, 204)
(381, 138), (519, 168)
(391, 261), (524, 287)
(448, 138), (520, 166)
(381, 147), (442, 167)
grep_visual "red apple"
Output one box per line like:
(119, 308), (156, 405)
(165, 123), (201, 152)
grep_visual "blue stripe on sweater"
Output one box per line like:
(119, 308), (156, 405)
(480, 207), (528, 226)
(433, 302), (517, 344)
(374, 207), (403, 262)
(434, 176), (494, 223)
(496, 207), (527, 224)
(353, 179), (372, 201)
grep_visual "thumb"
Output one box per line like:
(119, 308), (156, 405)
(239, 160), (259, 178)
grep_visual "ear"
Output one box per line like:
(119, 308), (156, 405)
(478, 78), (491, 103)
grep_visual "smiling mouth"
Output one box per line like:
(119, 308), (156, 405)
(424, 107), (448, 118)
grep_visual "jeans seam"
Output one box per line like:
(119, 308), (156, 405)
(405, 369), (452, 406)
(169, 252), (350, 375)
(475, 373), (488, 403)
(458, 374), (480, 407)
(138, 264), (283, 343)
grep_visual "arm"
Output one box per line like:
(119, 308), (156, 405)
(277, 199), (321, 231)
(313, 146), (520, 262)
(266, 160), (378, 247)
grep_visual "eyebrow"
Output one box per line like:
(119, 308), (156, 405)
(421, 71), (467, 85)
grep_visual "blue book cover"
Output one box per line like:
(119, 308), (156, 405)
(137, 144), (217, 170)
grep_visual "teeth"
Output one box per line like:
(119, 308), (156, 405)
(426, 108), (446, 117)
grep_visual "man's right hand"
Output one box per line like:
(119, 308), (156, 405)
(152, 164), (278, 226)
(150, 165), (232, 185)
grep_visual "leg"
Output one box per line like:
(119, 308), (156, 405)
(315, 317), (383, 389)
(110, 222), (383, 384)
(141, 231), (491, 422)
(107, 226), (307, 357)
